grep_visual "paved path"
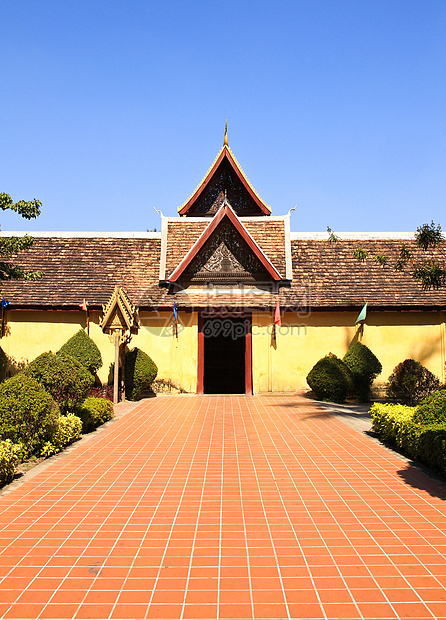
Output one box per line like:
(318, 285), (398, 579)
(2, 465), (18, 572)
(0, 395), (446, 620)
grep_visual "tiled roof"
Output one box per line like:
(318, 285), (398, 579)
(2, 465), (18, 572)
(1, 234), (445, 311)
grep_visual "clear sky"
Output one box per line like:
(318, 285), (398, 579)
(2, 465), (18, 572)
(1, 0), (445, 233)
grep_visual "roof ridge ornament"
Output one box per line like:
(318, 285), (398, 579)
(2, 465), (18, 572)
(224, 119), (228, 146)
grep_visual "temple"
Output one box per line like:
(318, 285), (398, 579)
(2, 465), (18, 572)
(1, 129), (445, 394)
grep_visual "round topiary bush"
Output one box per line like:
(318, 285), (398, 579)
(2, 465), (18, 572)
(125, 347), (158, 400)
(23, 351), (94, 413)
(58, 329), (102, 375)
(343, 342), (382, 402)
(306, 353), (353, 403)
(387, 359), (440, 406)
(0, 374), (59, 455)
(76, 397), (114, 432)
(412, 389), (446, 425)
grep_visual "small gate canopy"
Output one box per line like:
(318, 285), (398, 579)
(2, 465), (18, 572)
(100, 286), (139, 334)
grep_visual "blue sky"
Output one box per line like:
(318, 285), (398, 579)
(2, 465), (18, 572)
(1, 0), (445, 232)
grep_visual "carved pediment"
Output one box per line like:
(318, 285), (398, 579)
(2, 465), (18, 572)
(185, 218), (267, 282)
(168, 203), (282, 284)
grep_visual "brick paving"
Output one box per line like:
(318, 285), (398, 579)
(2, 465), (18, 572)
(0, 395), (446, 620)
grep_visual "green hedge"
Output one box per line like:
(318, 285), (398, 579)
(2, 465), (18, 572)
(343, 342), (382, 402)
(125, 348), (158, 400)
(59, 330), (102, 375)
(0, 374), (60, 456)
(0, 440), (22, 485)
(76, 397), (114, 432)
(23, 351), (94, 414)
(413, 390), (446, 425)
(306, 353), (353, 403)
(371, 402), (446, 476)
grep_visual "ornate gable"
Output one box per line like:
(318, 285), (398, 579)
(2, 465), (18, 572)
(168, 202), (281, 285)
(178, 129), (271, 217)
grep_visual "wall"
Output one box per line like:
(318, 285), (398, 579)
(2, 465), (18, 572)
(1, 309), (199, 393)
(252, 310), (446, 394)
(1, 308), (444, 395)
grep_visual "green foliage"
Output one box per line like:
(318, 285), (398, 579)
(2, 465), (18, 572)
(23, 351), (94, 414)
(40, 414), (82, 457)
(0, 193), (41, 219)
(59, 329), (102, 375)
(371, 402), (446, 476)
(415, 221), (444, 250)
(343, 342), (382, 402)
(0, 374), (59, 456)
(373, 253), (388, 266)
(76, 397), (114, 432)
(387, 359), (440, 406)
(412, 260), (446, 290)
(413, 390), (446, 425)
(125, 347), (158, 400)
(306, 353), (353, 404)
(0, 440), (22, 485)
(352, 246), (368, 261)
(0, 193), (43, 281)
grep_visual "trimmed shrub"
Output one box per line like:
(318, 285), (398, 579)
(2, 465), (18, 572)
(23, 351), (94, 414)
(413, 390), (446, 425)
(306, 353), (353, 403)
(59, 330), (102, 375)
(371, 402), (415, 449)
(40, 414), (83, 457)
(125, 348), (158, 400)
(0, 440), (22, 485)
(371, 402), (446, 476)
(0, 374), (59, 456)
(387, 359), (440, 406)
(343, 342), (382, 402)
(76, 397), (114, 432)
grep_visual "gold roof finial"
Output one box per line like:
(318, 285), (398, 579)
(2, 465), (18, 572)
(224, 119), (228, 146)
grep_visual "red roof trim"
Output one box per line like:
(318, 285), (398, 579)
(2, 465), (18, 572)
(168, 204), (282, 282)
(178, 146), (271, 216)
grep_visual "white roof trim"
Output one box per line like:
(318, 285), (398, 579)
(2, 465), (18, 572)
(290, 231), (415, 240)
(0, 231), (162, 239)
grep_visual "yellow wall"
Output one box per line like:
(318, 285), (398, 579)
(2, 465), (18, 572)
(1, 308), (444, 396)
(1, 309), (198, 393)
(252, 310), (446, 393)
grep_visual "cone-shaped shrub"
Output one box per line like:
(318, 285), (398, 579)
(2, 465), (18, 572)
(125, 348), (158, 400)
(59, 329), (102, 375)
(306, 353), (353, 403)
(387, 359), (440, 405)
(343, 342), (382, 402)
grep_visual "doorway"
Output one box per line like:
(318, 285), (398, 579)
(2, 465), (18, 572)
(198, 315), (252, 394)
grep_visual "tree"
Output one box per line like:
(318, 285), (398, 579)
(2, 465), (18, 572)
(0, 193), (43, 281)
(327, 221), (446, 290)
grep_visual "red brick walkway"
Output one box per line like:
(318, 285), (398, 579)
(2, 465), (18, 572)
(1, 395), (446, 620)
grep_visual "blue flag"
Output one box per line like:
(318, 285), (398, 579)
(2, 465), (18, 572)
(173, 301), (178, 321)
(1, 298), (10, 308)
